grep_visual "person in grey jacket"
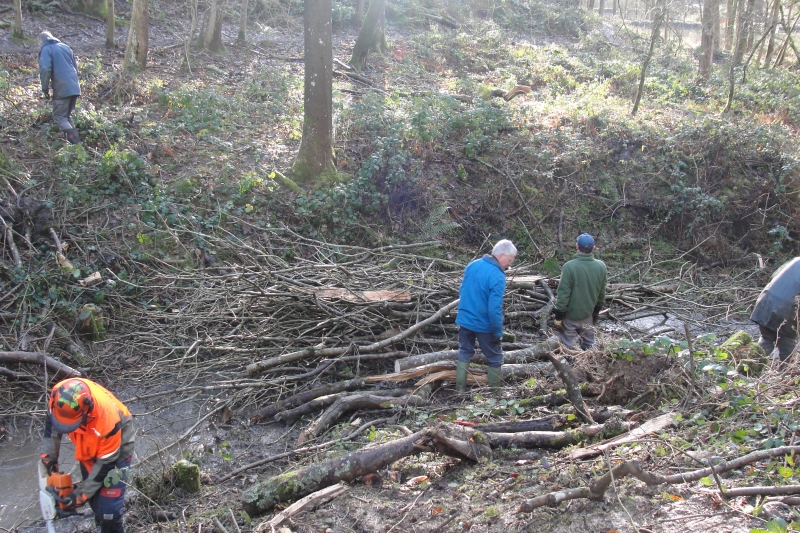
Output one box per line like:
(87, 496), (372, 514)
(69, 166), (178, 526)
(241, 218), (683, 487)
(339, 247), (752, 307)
(751, 257), (800, 361)
(38, 31), (81, 144)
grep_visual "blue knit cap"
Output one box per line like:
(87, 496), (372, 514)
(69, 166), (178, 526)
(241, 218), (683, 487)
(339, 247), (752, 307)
(576, 233), (595, 252)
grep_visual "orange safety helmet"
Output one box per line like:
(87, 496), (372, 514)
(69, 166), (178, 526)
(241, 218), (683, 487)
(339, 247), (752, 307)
(48, 379), (95, 433)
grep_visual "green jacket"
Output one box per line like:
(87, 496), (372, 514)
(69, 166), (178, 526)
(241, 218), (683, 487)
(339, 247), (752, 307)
(555, 253), (607, 320)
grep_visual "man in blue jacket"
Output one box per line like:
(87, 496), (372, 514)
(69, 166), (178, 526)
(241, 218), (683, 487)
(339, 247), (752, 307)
(751, 257), (800, 361)
(455, 239), (517, 391)
(39, 31), (81, 144)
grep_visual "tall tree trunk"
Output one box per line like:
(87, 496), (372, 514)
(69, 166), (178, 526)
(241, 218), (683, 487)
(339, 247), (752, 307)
(200, 0), (226, 52)
(632, 0), (665, 115)
(725, 0), (737, 50)
(292, 0), (335, 182)
(106, 0), (115, 48)
(354, 0), (364, 27)
(12, 0), (24, 39)
(349, 0), (387, 70)
(733, 0), (756, 64)
(183, 0), (200, 72)
(124, 0), (149, 70)
(238, 0), (249, 42)
(712, 0), (721, 52)
(588, 0), (595, 12)
(699, 0), (716, 79)
(599, 0), (606, 16)
(764, 0), (781, 67)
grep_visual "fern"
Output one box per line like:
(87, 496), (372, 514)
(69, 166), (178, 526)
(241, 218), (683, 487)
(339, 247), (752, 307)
(414, 204), (460, 241)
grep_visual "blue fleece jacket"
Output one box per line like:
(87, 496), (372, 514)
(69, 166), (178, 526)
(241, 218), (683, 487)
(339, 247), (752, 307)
(455, 255), (507, 338)
(39, 37), (80, 99)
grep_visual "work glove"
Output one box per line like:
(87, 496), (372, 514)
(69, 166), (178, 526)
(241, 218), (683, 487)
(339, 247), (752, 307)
(55, 489), (87, 510)
(592, 304), (603, 323)
(552, 309), (566, 332)
(41, 454), (59, 475)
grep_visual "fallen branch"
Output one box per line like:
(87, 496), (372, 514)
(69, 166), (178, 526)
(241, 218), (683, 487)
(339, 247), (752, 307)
(424, 13), (459, 28)
(0, 351), (82, 378)
(568, 412), (678, 460)
(251, 378), (366, 423)
(518, 445), (800, 512)
(484, 420), (631, 449)
(543, 352), (594, 424)
(278, 388), (407, 425)
(257, 483), (348, 531)
(721, 485), (800, 498)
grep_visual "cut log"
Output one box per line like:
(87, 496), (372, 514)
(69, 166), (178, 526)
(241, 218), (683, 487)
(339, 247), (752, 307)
(251, 378), (366, 423)
(568, 412), (678, 460)
(242, 423), (490, 516)
(475, 416), (566, 433)
(543, 352), (594, 424)
(484, 420), (630, 449)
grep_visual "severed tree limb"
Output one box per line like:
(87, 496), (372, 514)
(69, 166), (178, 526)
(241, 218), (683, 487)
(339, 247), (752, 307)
(0, 365), (35, 380)
(277, 388), (408, 424)
(297, 390), (431, 446)
(247, 299), (460, 375)
(484, 420), (631, 449)
(0, 351), (82, 378)
(720, 485), (800, 498)
(242, 422), (490, 516)
(251, 378), (366, 423)
(476, 416), (567, 433)
(257, 483), (348, 531)
(518, 445), (800, 512)
(543, 352), (594, 424)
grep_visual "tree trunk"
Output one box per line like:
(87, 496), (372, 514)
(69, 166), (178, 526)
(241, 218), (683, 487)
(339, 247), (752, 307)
(588, 0), (595, 11)
(599, 0), (606, 16)
(712, 0), (721, 52)
(238, 0), (250, 42)
(733, 0), (755, 64)
(699, 0), (716, 79)
(124, 0), (149, 71)
(106, 0), (115, 48)
(183, 0), (200, 71)
(12, 0), (24, 39)
(349, 0), (387, 70)
(200, 0), (226, 52)
(354, 0), (364, 27)
(292, 0), (335, 182)
(631, 0), (665, 115)
(725, 0), (737, 50)
(764, 0), (781, 67)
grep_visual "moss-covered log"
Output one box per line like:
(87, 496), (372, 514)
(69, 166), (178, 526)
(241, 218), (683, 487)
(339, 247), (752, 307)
(242, 422), (492, 516)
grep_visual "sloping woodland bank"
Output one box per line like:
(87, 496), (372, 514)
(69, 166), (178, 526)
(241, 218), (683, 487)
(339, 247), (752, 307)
(2, 0), (800, 530)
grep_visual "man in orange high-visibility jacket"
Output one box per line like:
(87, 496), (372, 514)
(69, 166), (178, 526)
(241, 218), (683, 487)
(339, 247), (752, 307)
(41, 378), (135, 533)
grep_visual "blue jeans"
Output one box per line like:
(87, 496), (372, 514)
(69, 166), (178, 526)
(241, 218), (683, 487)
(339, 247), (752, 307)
(80, 456), (131, 533)
(458, 328), (503, 367)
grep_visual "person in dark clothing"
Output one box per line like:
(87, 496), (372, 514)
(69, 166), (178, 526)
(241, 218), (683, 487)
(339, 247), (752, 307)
(38, 31), (81, 144)
(552, 233), (607, 350)
(455, 239), (517, 391)
(751, 257), (800, 361)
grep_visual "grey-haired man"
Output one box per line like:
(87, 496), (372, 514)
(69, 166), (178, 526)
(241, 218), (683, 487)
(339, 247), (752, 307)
(39, 31), (81, 144)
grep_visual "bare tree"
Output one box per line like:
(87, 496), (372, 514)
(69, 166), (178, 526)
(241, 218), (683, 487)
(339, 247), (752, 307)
(12, 0), (23, 39)
(354, 0), (364, 26)
(238, 0), (250, 42)
(292, 0), (335, 182)
(725, 0), (737, 50)
(199, 0), (226, 51)
(763, 0), (781, 67)
(699, 0), (716, 80)
(349, 0), (387, 70)
(106, 0), (115, 48)
(124, 0), (149, 70)
(599, 0), (606, 16)
(733, 0), (756, 65)
(632, 1), (665, 116)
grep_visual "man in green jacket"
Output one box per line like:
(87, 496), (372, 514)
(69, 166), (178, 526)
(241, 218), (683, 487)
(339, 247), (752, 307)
(552, 233), (607, 350)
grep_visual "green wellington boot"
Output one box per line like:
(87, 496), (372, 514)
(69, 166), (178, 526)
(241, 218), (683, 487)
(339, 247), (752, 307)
(455, 361), (469, 393)
(487, 366), (503, 389)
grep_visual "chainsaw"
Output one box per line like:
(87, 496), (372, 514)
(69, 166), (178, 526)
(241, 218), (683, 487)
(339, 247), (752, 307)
(37, 462), (78, 533)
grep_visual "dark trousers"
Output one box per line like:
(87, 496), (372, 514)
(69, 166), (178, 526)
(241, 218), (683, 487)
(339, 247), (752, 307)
(80, 456), (131, 533)
(458, 327), (503, 367)
(52, 95), (78, 131)
(757, 324), (798, 362)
